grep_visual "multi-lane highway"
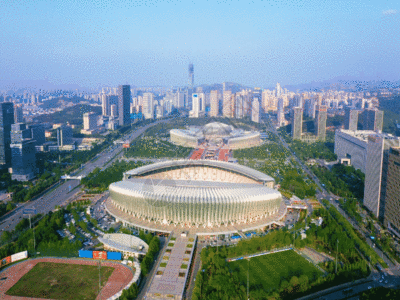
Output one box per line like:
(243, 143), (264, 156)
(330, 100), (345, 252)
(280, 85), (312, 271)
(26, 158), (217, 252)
(0, 119), (167, 235)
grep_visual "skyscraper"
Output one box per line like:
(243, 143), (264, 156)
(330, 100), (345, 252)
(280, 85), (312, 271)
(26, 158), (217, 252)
(188, 64), (194, 88)
(143, 93), (154, 120)
(251, 98), (260, 123)
(209, 90), (219, 117)
(14, 104), (24, 123)
(344, 107), (359, 131)
(190, 93), (204, 118)
(292, 107), (303, 140)
(118, 85), (131, 126)
(10, 123), (36, 181)
(0, 102), (14, 168)
(277, 97), (285, 127)
(101, 93), (109, 116)
(222, 90), (234, 118)
(235, 94), (243, 119)
(383, 147), (400, 237)
(364, 134), (400, 218)
(314, 105), (327, 141)
(362, 109), (384, 132)
(83, 112), (98, 133)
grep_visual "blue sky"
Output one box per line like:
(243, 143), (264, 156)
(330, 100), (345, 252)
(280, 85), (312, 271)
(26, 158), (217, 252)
(0, 0), (399, 89)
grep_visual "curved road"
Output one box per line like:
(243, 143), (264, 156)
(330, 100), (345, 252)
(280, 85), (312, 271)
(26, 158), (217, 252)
(0, 119), (168, 235)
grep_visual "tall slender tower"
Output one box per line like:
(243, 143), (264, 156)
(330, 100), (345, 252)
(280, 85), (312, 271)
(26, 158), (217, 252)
(118, 85), (131, 126)
(188, 64), (194, 88)
(314, 105), (327, 141)
(0, 102), (14, 168)
(292, 107), (303, 140)
(209, 90), (219, 117)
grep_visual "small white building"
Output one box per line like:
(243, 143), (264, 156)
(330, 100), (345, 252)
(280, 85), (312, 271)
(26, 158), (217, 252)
(98, 233), (149, 258)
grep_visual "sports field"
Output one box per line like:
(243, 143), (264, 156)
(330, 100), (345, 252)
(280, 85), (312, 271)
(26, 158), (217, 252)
(6, 262), (114, 300)
(229, 250), (322, 292)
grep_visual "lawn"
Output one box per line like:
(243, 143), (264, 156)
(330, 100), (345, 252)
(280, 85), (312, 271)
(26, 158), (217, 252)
(229, 250), (322, 292)
(6, 262), (114, 300)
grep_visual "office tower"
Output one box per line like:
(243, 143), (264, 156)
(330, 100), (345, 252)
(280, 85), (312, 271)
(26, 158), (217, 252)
(143, 93), (154, 120)
(188, 64), (194, 88)
(57, 126), (73, 147)
(190, 93), (205, 118)
(28, 124), (45, 146)
(110, 104), (117, 118)
(118, 85), (131, 126)
(174, 91), (185, 108)
(383, 147), (400, 237)
(14, 104), (24, 123)
(251, 98), (260, 123)
(363, 109), (384, 132)
(83, 112), (98, 131)
(276, 83), (282, 97)
(235, 94), (243, 119)
(305, 98), (316, 119)
(314, 105), (327, 141)
(101, 93), (109, 116)
(344, 107), (359, 131)
(10, 123), (36, 181)
(222, 91), (233, 118)
(277, 97), (285, 127)
(209, 90), (219, 117)
(364, 134), (400, 218)
(0, 102), (14, 168)
(223, 82), (226, 93)
(292, 107), (303, 140)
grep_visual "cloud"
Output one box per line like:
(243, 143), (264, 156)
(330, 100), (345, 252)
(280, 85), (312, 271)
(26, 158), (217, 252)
(382, 9), (398, 15)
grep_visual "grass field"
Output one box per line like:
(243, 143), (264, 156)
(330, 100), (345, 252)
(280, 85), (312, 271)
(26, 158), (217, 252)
(6, 262), (114, 300)
(229, 250), (322, 292)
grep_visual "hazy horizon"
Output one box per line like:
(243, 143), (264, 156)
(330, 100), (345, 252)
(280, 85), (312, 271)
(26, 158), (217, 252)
(1, 0), (400, 89)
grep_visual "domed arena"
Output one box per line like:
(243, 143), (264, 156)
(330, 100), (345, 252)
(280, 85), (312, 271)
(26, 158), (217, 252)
(105, 160), (286, 234)
(169, 122), (262, 149)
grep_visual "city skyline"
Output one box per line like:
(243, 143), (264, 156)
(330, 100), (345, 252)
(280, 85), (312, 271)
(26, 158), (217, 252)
(1, 1), (400, 89)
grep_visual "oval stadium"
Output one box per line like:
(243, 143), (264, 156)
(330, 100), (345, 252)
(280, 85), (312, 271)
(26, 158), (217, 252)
(106, 160), (286, 235)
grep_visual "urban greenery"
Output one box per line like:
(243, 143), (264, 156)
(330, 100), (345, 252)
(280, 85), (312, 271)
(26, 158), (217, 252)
(81, 160), (148, 192)
(311, 164), (365, 200)
(140, 234), (160, 276)
(119, 282), (139, 300)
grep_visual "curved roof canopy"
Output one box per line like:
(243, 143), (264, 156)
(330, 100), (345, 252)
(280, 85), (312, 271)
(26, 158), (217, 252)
(124, 159), (274, 184)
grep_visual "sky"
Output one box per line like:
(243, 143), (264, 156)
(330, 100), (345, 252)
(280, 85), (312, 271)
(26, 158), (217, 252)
(0, 0), (400, 89)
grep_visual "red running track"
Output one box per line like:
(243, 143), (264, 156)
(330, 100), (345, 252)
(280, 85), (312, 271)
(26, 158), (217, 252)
(0, 257), (134, 300)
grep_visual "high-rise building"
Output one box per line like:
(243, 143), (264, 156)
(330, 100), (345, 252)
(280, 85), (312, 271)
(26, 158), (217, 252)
(292, 107), (303, 140)
(118, 85), (131, 127)
(143, 93), (154, 120)
(209, 90), (219, 117)
(188, 64), (194, 88)
(0, 102), (14, 168)
(362, 109), (384, 132)
(344, 107), (359, 131)
(314, 105), (327, 141)
(10, 123), (36, 181)
(190, 93), (205, 118)
(101, 93), (109, 116)
(277, 97), (285, 127)
(383, 147), (400, 237)
(276, 83), (282, 97)
(364, 134), (400, 218)
(57, 126), (73, 147)
(110, 104), (118, 118)
(83, 112), (98, 131)
(251, 98), (260, 123)
(28, 124), (45, 146)
(14, 104), (24, 123)
(235, 94), (243, 119)
(222, 91), (233, 118)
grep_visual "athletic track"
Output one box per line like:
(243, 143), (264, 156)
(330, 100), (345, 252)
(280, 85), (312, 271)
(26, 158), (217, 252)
(0, 257), (134, 300)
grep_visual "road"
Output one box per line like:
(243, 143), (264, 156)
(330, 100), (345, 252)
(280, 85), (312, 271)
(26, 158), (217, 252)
(0, 119), (167, 234)
(263, 115), (396, 268)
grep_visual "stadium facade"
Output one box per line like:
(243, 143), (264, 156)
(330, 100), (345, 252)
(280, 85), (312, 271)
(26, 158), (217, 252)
(106, 160), (284, 233)
(170, 122), (262, 149)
